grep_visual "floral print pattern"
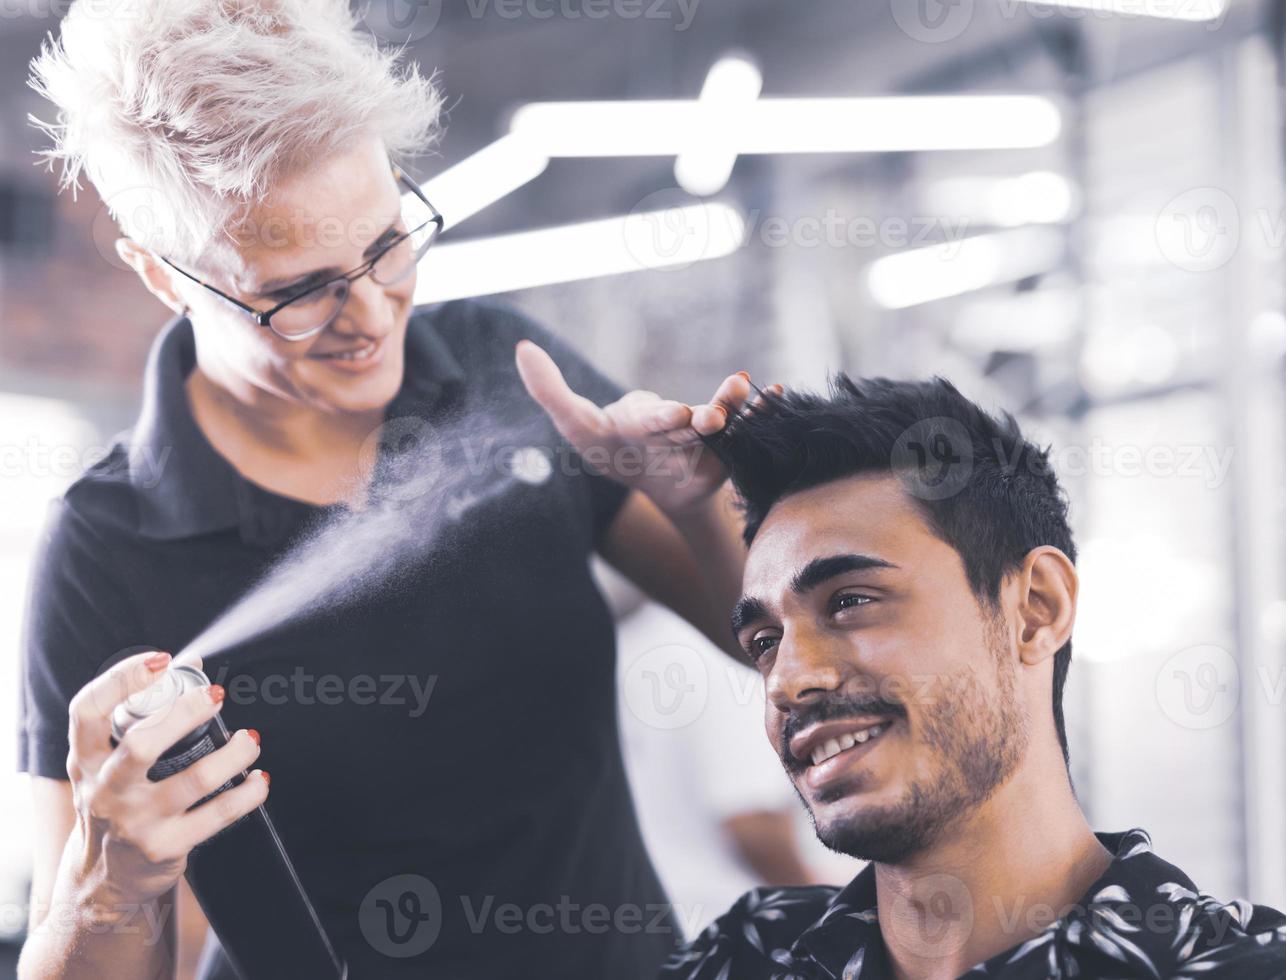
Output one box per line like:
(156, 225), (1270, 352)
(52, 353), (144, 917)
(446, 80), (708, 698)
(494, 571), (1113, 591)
(660, 829), (1286, 979)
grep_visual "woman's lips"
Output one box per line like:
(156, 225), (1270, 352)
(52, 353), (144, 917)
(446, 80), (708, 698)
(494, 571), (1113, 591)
(801, 720), (893, 791)
(310, 337), (385, 372)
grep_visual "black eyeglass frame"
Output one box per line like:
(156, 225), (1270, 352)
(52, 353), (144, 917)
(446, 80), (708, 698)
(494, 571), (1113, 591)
(158, 162), (444, 342)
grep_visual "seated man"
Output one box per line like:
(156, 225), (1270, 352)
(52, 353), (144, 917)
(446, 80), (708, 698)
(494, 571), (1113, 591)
(661, 376), (1286, 980)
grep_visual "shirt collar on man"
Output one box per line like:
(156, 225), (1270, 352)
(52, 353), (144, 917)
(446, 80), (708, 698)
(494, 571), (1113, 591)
(795, 830), (1191, 977)
(126, 307), (464, 546)
(669, 828), (1286, 979)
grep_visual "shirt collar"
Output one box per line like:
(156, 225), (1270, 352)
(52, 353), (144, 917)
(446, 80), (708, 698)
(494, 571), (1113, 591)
(127, 305), (464, 544)
(794, 828), (1224, 980)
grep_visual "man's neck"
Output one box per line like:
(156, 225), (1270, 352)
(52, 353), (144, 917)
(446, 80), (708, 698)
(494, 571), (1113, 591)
(875, 761), (1112, 980)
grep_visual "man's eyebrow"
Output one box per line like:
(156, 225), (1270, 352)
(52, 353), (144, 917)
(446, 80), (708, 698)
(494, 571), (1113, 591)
(252, 216), (402, 294)
(730, 555), (897, 637)
(790, 554), (897, 595)
(730, 596), (770, 636)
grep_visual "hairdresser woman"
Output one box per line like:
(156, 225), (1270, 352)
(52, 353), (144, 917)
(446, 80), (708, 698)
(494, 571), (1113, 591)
(17, 3), (752, 979)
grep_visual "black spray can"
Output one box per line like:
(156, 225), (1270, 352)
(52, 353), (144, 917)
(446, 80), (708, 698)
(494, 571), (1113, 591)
(112, 664), (347, 980)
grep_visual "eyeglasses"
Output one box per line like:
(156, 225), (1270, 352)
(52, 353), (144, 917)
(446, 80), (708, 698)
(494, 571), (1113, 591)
(159, 163), (444, 342)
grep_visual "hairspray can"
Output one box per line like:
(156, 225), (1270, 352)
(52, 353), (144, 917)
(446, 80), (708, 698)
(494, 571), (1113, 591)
(112, 664), (347, 980)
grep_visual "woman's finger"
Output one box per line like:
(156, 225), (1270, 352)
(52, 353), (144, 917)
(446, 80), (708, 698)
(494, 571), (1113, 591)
(746, 382), (785, 414)
(101, 683), (227, 787)
(609, 395), (692, 438)
(68, 649), (173, 773)
(167, 769), (272, 858)
(691, 372), (753, 436)
(156, 728), (262, 814)
(516, 341), (612, 450)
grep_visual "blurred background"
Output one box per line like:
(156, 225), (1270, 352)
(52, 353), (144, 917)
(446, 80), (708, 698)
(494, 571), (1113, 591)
(2, 0), (1286, 974)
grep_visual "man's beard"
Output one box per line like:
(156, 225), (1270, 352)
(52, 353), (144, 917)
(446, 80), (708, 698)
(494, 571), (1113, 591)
(791, 621), (1030, 864)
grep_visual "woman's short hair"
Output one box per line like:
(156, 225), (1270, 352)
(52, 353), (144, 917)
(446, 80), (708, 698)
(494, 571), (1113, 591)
(28, 0), (443, 266)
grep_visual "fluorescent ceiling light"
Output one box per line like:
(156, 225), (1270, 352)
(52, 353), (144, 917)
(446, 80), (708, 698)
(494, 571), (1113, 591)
(1012, 0), (1226, 21)
(924, 171), (1076, 227)
(674, 54), (763, 196)
(416, 203), (745, 303)
(867, 227), (1064, 310)
(511, 95), (1061, 157)
(420, 134), (549, 229)
(951, 289), (1081, 351)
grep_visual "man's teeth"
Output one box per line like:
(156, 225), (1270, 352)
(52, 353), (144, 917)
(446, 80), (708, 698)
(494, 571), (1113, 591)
(809, 723), (888, 766)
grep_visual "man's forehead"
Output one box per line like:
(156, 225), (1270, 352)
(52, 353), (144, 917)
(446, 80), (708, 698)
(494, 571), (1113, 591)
(742, 475), (921, 596)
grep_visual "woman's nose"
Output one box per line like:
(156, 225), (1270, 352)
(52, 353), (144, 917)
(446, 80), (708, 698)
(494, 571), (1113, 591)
(334, 274), (399, 336)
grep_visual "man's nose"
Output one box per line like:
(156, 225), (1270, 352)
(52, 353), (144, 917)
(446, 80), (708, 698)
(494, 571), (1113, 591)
(765, 625), (851, 711)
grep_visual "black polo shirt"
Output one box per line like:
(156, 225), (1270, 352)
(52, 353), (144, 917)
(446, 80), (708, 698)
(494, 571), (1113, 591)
(19, 299), (680, 979)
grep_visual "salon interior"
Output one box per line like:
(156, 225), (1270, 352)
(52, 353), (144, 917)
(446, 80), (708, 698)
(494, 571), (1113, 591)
(1, 1), (1285, 977)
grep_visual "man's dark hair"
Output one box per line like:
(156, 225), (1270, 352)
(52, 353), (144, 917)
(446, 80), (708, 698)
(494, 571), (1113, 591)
(714, 376), (1076, 768)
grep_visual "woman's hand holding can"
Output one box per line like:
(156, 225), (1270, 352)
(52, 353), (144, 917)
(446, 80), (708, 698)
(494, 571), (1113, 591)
(66, 650), (269, 908)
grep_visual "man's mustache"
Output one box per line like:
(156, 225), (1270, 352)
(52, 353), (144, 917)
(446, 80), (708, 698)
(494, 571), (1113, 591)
(779, 693), (906, 774)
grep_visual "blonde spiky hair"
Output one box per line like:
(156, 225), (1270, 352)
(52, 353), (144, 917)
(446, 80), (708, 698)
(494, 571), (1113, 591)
(27, 0), (443, 265)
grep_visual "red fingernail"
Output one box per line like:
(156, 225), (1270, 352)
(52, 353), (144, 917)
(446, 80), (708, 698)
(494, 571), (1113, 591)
(207, 685), (225, 704)
(259, 770), (271, 787)
(145, 651), (172, 671)
(245, 729), (260, 746)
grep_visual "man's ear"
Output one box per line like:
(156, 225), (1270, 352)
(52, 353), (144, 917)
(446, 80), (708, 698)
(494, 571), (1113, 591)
(115, 238), (187, 315)
(1014, 546), (1077, 666)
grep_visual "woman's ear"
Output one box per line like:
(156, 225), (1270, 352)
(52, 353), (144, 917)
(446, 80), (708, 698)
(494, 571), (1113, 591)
(115, 238), (187, 316)
(1015, 546), (1077, 666)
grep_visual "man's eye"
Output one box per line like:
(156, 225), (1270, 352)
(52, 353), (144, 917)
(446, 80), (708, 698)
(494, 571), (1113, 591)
(834, 594), (873, 611)
(749, 634), (779, 658)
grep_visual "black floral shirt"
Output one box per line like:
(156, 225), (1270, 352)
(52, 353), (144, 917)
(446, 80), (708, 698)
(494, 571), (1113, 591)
(660, 829), (1286, 979)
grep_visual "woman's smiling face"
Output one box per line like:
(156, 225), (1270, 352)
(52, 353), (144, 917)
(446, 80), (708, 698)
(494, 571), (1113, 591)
(181, 134), (418, 417)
